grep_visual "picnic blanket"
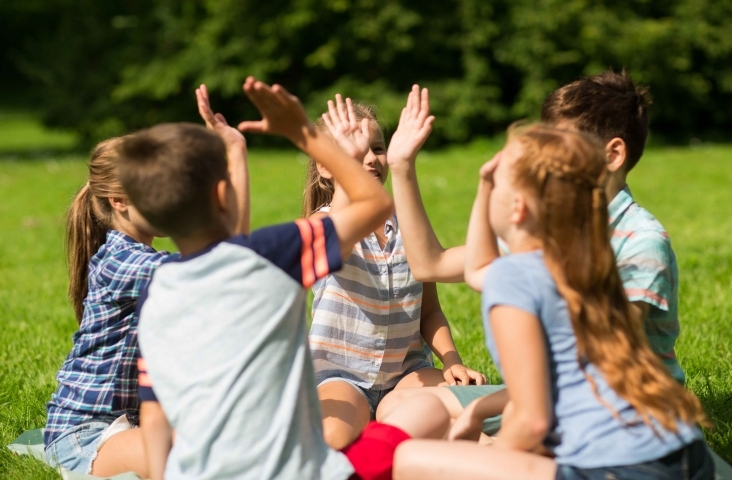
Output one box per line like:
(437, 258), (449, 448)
(8, 428), (732, 479)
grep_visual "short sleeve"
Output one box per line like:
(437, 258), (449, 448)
(615, 232), (673, 312)
(137, 357), (158, 403)
(482, 257), (541, 318)
(235, 217), (342, 288)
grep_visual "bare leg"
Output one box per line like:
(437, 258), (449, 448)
(394, 367), (447, 389)
(91, 428), (149, 478)
(376, 386), (464, 422)
(379, 393), (450, 440)
(394, 439), (556, 480)
(318, 380), (371, 450)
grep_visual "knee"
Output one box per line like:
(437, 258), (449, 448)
(375, 390), (406, 422)
(322, 420), (352, 450)
(417, 394), (450, 438)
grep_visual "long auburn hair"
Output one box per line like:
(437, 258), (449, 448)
(302, 102), (382, 218)
(509, 124), (708, 432)
(66, 138), (126, 323)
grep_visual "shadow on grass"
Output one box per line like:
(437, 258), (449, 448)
(698, 389), (732, 463)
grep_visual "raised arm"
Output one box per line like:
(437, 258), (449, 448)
(238, 77), (393, 258)
(196, 84), (250, 235)
(464, 156), (501, 292)
(388, 85), (465, 282)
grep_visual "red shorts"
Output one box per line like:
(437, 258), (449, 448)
(341, 421), (411, 480)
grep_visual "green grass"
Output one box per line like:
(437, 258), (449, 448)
(0, 111), (78, 155)
(1, 140), (731, 477)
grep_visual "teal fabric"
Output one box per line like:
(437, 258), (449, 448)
(445, 384), (505, 435)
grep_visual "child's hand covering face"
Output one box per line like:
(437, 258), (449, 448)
(237, 77), (313, 146)
(387, 84), (435, 170)
(322, 94), (371, 161)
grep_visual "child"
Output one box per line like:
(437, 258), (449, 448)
(307, 94), (485, 449)
(380, 71), (685, 428)
(43, 137), (171, 478)
(127, 78), (450, 480)
(392, 124), (713, 480)
(43, 90), (248, 478)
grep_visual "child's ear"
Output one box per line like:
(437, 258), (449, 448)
(316, 161), (333, 180)
(605, 137), (627, 173)
(214, 179), (230, 211)
(109, 197), (128, 213)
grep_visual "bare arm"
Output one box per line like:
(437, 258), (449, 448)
(464, 158), (501, 292)
(196, 85), (250, 234)
(491, 306), (552, 451)
(238, 77), (392, 258)
(140, 401), (172, 480)
(388, 85), (465, 283)
(420, 282), (486, 385)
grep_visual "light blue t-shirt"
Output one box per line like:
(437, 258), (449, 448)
(482, 251), (701, 468)
(138, 218), (354, 480)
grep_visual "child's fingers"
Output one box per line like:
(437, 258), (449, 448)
(346, 98), (359, 131)
(237, 120), (268, 134)
(443, 369), (457, 386)
(322, 113), (337, 135)
(327, 100), (340, 128)
(417, 88), (431, 123)
(409, 84), (420, 117)
(359, 118), (370, 140)
(335, 94), (349, 125)
(214, 113), (228, 126)
(242, 79), (271, 114)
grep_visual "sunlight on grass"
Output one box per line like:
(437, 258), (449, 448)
(0, 111), (78, 154)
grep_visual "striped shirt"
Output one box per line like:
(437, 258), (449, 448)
(45, 230), (170, 446)
(309, 212), (432, 391)
(609, 187), (684, 383)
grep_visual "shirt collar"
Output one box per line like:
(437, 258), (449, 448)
(106, 229), (141, 245)
(607, 186), (634, 226)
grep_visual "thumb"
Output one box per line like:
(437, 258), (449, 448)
(238, 120), (268, 134)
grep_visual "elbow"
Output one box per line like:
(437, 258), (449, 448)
(464, 270), (483, 292)
(410, 265), (434, 283)
(515, 410), (551, 444)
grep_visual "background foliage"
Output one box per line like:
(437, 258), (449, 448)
(3, 0), (732, 145)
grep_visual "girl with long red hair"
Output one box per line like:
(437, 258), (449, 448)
(393, 124), (713, 480)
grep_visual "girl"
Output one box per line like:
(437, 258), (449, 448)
(44, 137), (171, 478)
(44, 88), (245, 477)
(307, 94), (485, 450)
(393, 124), (713, 480)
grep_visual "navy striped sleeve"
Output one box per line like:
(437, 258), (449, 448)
(228, 217), (342, 288)
(137, 356), (158, 403)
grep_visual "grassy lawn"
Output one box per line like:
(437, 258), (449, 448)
(1, 137), (731, 477)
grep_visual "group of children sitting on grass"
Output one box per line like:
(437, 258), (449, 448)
(42, 70), (715, 480)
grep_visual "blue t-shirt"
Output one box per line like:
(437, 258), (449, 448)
(482, 251), (700, 468)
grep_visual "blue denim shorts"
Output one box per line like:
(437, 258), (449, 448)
(44, 418), (115, 474)
(556, 440), (715, 480)
(319, 378), (394, 418)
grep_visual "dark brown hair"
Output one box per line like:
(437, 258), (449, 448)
(117, 123), (228, 237)
(540, 70), (651, 171)
(66, 138), (127, 323)
(508, 124), (708, 433)
(302, 102), (382, 218)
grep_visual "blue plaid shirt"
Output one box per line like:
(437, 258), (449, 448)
(45, 230), (170, 446)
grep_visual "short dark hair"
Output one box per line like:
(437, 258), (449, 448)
(540, 70), (652, 171)
(118, 123), (228, 237)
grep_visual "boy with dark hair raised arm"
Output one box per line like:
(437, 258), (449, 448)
(379, 71), (684, 433)
(119, 78), (449, 480)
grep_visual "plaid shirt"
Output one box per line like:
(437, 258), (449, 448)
(45, 230), (170, 446)
(609, 187), (684, 383)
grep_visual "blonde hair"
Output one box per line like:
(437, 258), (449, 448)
(301, 102), (382, 218)
(509, 124), (708, 433)
(66, 138), (126, 323)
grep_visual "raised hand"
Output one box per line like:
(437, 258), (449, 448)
(322, 94), (370, 161)
(196, 84), (246, 151)
(237, 77), (312, 147)
(479, 153), (501, 187)
(387, 84), (435, 171)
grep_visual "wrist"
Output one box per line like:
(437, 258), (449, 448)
(388, 159), (416, 175)
(441, 351), (462, 368)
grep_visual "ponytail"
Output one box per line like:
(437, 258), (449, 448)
(302, 101), (382, 218)
(65, 138), (127, 324)
(510, 124), (709, 433)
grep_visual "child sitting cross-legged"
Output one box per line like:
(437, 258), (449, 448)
(392, 125), (713, 480)
(307, 93), (485, 450)
(121, 78), (450, 480)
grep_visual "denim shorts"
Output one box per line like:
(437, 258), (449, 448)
(319, 378), (395, 418)
(556, 440), (715, 480)
(44, 414), (133, 474)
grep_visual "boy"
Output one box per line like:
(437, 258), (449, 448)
(379, 71), (683, 431)
(119, 78), (449, 480)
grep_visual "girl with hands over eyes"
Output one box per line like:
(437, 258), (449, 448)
(305, 92), (485, 452)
